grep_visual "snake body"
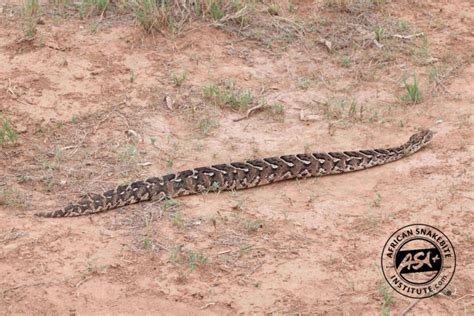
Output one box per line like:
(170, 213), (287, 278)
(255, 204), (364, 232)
(36, 130), (433, 218)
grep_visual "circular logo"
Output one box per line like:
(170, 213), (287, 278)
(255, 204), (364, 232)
(381, 224), (456, 299)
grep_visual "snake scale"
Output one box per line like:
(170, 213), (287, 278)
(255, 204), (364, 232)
(35, 130), (433, 218)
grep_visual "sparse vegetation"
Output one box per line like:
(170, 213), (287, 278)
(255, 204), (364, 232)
(0, 188), (27, 209)
(267, 2), (281, 16)
(169, 247), (208, 270)
(244, 219), (263, 233)
(134, 0), (160, 33)
(342, 56), (350, 67)
(374, 26), (385, 41)
(379, 284), (394, 315)
(208, 0), (225, 20)
(0, 114), (18, 145)
(163, 198), (180, 212)
(270, 102), (285, 116)
(132, 0), (254, 33)
(186, 250), (208, 270)
(402, 72), (422, 104)
(372, 193), (382, 208)
(288, 1), (296, 13)
(172, 71), (187, 87)
(203, 83), (253, 111)
(22, 0), (39, 38)
(171, 212), (184, 228)
(1, 0), (471, 313)
(323, 0), (386, 12)
(120, 144), (138, 164)
(428, 66), (439, 84)
(296, 78), (310, 90)
(81, 0), (109, 17)
(198, 117), (220, 135)
(322, 98), (366, 122)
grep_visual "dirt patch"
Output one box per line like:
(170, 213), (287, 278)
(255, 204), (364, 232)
(1, 0), (473, 314)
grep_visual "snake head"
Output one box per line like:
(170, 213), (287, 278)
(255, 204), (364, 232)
(409, 129), (434, 147)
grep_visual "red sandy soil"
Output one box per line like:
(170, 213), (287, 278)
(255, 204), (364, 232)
(0, 0), (473, 314)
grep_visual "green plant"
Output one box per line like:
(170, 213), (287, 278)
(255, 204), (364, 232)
(202, 83), (253, 111)
(198, 118), (219, 135)
(372, 193), (382, 208)
(398, 20), (409, 32)
(187, 251), (208, 270)
(81, 0), (109, 16)
(379, 284), (394, 315)
(209, 214), (217, 228)
(229, 89), (253, 110)
(163, 198), (179, 212)
(71, 115), (78, 124)
(271, 102), (285, 115)
(23, 0), (39, 38)
(402, 73), (422, 104)
(202, 83), (220, 99)
(0, 114), (18, 144)
(245, 219), (263, 233)
(322, 98), (365, 122)
(374, 26), (385, 41)
(428, 66), (439, 83)
(288, 1), (296, 13)
(169, 246), (184, 264)
(172, 212), (184, 228)
(134, 0), (159, 33)
(50, 0), (71, 11)
(342, 56), (350, 67)
(208, 0), (225, 20)
(120, 144), (138, 165)
(267, 2), (281, 16)
(142, 237), (153, 249)
(297, 78), (310, 90)
(169, 247), (208, 270)
(172, 71), (187, 87)
(0, 188), (27, 208)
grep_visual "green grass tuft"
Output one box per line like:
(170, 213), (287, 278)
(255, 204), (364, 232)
(0, 114), (18, 144)
(402, 72), (423, 104)
(23, 0), (39, 38)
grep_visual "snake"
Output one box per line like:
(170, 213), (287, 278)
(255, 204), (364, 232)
(35, 129), (433, 218)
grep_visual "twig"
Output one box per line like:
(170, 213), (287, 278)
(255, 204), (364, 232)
(455, 293), (474, 302)
(273, 16), (305, 37)
(92, 114), (111, 135)
(200, 302), (216, 310)
(392, 32), (424, 40)
(233, 104), (264, 122)
(61, 145), (77, 151)
(399, 300), (419, 316)
(246, 262), (263, 277)
(373, 39), (384, 49)
(6, 79), (17, 98)
(155, 242), (170, 251)
(137, 162), (152, 167)
(75, 275), (93, 288)
(44, 42), (67, 51)
(217, 6), (250, 24)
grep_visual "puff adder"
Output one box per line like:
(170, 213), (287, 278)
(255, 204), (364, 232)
(35, 130), (433, 218)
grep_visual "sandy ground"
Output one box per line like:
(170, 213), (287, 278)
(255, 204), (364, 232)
(0, 0), (473, 314)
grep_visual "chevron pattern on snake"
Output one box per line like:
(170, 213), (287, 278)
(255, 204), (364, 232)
(35, 129), (433, 218)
